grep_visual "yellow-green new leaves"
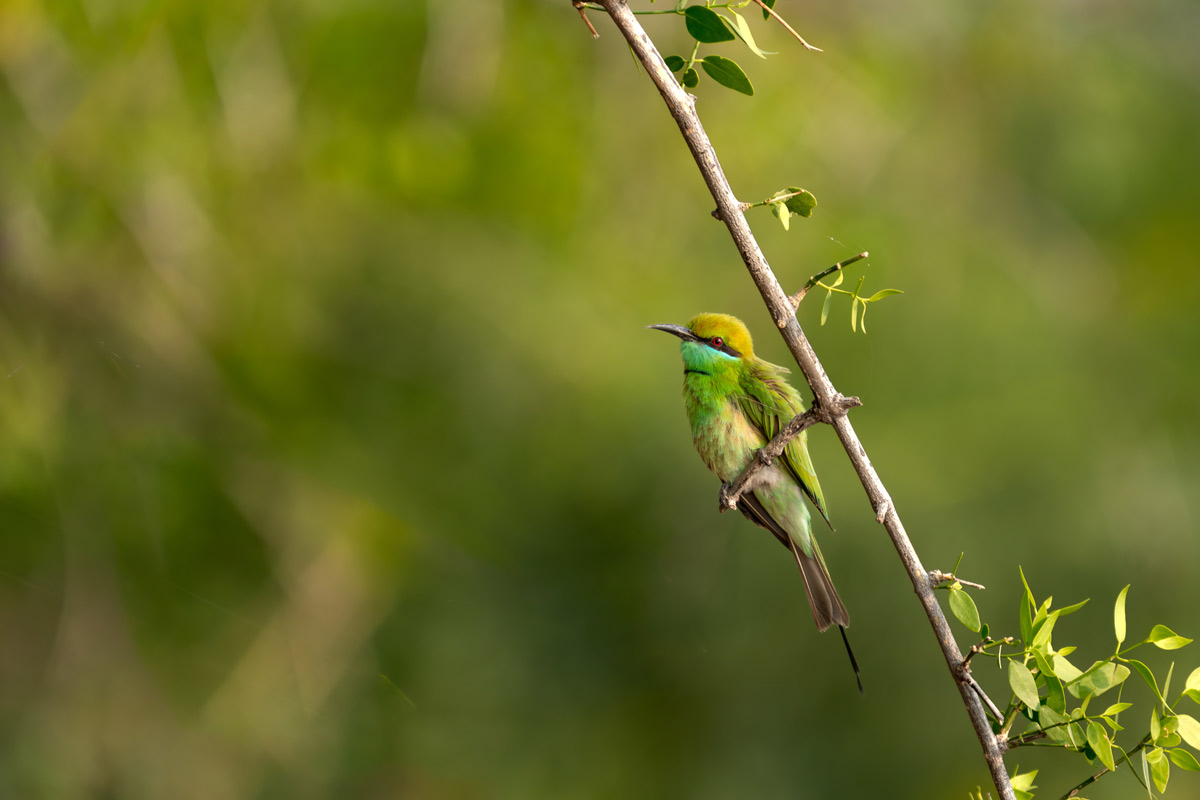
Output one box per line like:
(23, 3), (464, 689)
(1009, 661), (1040, 709)
(949, 582), (981, 632)
(768, 186), (817, 230)
(1178, 715), (1200, 750)
(946, 572), (1200, 794)
(1087, 719), (1116, 771)
(1115, 584), (1129, 651)
(1186, 666), (1200, 705)
(1148, 624), (1194, 651)
(1147, 746), (1171, 793)
(1010, 769), (1037, 800)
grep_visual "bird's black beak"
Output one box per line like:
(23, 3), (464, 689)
(647, 323), (698, 342)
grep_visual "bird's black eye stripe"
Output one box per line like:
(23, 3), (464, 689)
(706, 337), (741, 358)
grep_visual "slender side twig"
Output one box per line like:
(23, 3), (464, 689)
(748, 0), (822, 51)
(966, 675), (1005, 721)
(789, 252), (868, 307)
(588, 4), (1015, 799)
(572, 0), (599, 37)
(1059, 735), (1151, 800)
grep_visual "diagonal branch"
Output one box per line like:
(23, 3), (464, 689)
(588, 4), (1015, 799)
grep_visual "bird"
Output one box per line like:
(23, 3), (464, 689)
(649, 312), (861, 691)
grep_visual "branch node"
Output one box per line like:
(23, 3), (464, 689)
(929, 569), (986, 591)
(789, 251), (869, 309)
(711, 201), (752, 221)
(873, 498), (890, 524)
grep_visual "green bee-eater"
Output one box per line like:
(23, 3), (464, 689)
(650, 312), (860, 689)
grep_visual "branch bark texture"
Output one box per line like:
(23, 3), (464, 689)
(591, 3), (1015, 799)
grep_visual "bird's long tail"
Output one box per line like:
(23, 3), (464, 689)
(839, 625), (864, 695)
(789, 538), (862, 693)
(789, 538), (849, 630)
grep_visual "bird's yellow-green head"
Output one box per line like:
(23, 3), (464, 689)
(686, 313), (755, 359)
(648, 312), (754, 357)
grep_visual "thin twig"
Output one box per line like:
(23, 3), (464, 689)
(1059, 735), (1151, 800)
(748, 0), (822, 52)
(573, 0), (599, 37)
(966, 675), (1005, 723)
(790, 252), (869, 308)
(587, 4), (1014, 799)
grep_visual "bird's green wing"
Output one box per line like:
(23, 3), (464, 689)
(737, 361), (832, 528)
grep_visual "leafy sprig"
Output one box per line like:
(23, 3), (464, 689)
(945, 569), (1200, 798)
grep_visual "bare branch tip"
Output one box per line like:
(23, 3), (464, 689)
(572, 1), (600, 38)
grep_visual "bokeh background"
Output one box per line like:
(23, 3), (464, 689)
(2, 0), (1198, 797)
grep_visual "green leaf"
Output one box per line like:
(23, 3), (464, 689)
(1115, 584), (1129, 650)
(1169, 748), (1200, 771)
(1057, 598), (1090, 617)
(1052, 653), (1084, 683)
(1126, 658), (1167, 705)
(760, 0), (777, 21)
(948, 585), (981, 632)
(1087, 720), (1116, 771)
(664, 55), (686, 72)
(781, 187), (817, 217)
(1009, 661), (1040, 709)
(724, 9), (773, 58)
(1101, 702), (1132, 717)
(1176, 713), (1200, 750)
(1186, 689), (1200, 705)
(1033, 650), (1065, 712)
(770, 201), (791, 231)
(1152, 706), (1162, 742)
(684, 6), (735, 43)
(1032, 609), (1060, 650)
(1069, 661), (1130, 699)
(1148, 624), (1193, 650)
(849, 297), (858, 332)
(1010, 769), (1037, 792)
(1034, 595), (1053, 627)
(866, 288), (903, 302)
(1185, 666), (1200, 694)
(820, 291), (832, 326)
(830, 270), (844, 288)
(682, 67), (699, 88)
(1146, 746), (1170, 793)
(700, 55), (754, 95)
(1019, 572), (1035, 644)
(1038, 705), (1078, 746)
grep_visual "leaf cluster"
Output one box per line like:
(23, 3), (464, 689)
(944, 570), (1200, 798)
(658, 1), (784, 96)
(815, 270), (902, 334)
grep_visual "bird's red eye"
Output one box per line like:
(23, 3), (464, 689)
(711, 337), (723, 348)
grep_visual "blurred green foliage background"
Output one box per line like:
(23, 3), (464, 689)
(2, 0), (1198, 797)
